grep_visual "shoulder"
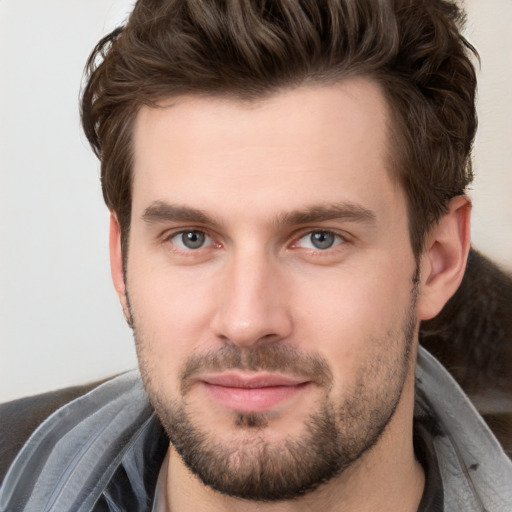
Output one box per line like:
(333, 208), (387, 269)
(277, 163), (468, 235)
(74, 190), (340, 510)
(0, 378), (113, 484)
(0, 372), (158, 512)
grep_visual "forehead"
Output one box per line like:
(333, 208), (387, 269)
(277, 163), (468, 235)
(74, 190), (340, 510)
(130, 79), (403, 224)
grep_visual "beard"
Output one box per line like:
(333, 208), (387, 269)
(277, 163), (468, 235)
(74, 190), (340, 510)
(130, 282), (419, 502)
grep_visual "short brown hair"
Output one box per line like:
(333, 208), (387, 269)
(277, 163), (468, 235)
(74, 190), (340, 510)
(81, 0), (477, 260)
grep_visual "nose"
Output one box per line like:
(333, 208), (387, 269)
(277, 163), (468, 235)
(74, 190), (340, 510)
(211, 250), (293, 348)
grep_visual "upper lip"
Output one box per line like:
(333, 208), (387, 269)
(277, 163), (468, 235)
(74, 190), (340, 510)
(200, 373), (309, 388)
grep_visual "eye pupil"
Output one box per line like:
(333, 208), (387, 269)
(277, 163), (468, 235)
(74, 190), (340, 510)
(311, 231), (335, 249)
(182, 231), (205, 249)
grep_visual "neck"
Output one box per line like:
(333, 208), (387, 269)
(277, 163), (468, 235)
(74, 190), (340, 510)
(164, 372), (424, 512)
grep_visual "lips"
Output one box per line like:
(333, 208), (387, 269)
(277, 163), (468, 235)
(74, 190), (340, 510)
(202, 373), (308, 388)
(199, 373), (310, 413)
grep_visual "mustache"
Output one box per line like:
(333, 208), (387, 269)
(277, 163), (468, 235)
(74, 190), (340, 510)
(180, 344), (333, 395)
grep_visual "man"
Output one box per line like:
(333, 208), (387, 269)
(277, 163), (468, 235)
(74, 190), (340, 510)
(1, 1), (511, 511)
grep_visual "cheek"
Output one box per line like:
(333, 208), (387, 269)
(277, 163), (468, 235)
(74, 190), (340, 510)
(127, 262), (220, 381)
(292, 260), (415, 381)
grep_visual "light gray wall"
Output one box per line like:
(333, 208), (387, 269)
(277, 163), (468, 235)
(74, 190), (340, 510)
(0, 0), (137, 402)
(1, 0), (511, 402)
(465, 0), (512, 268)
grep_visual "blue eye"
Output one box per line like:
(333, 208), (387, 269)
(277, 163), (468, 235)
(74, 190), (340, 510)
(172, 231), (211, 250)
(297, 231), (342, 250)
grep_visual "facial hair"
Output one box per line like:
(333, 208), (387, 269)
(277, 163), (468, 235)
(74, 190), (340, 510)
(130, 281), (419, 501)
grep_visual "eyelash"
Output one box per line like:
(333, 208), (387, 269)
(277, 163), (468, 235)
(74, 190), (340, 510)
(164, 229), (219, 252)
(292, 230), (346, 251)
(161, 228), (349, 255)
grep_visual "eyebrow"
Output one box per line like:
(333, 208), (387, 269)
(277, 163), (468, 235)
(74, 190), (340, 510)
(142, 202), (218, 226)
(276, 203), (376, 227)
(142, 201), (376, 228)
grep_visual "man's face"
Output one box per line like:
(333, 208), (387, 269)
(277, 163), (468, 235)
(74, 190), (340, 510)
(123, 79), (420, 500)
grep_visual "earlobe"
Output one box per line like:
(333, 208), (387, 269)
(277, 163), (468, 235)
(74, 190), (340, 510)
(109, 213), (133, 327)
(417, 196), (472, 321)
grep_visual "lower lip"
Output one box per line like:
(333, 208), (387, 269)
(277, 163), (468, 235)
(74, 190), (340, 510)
(201, 382), (309, 413)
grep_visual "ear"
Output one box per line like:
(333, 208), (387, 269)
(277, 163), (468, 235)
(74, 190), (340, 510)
(417, 195), (472, 321)
(109, 213), (133, 327)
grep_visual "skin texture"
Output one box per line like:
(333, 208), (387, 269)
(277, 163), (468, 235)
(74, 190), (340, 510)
(110, 79), (471, 511)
